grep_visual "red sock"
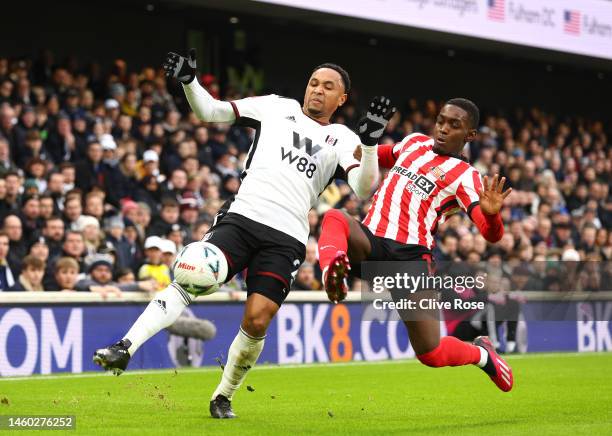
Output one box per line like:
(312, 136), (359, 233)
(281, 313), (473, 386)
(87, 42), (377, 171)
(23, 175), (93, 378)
(416, 336), (482, 368)
(318, 209), (350, 271)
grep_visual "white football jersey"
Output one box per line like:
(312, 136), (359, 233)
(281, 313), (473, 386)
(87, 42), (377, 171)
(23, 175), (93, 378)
(227, 94), (361, 245)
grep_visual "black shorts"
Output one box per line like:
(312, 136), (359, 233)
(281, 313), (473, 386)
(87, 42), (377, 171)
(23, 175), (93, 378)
(204, 212), (305, 306)
(351, 222), (434, 279)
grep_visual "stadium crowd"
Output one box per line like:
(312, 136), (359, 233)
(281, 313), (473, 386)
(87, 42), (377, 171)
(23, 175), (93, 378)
(0, 52), (609, 295)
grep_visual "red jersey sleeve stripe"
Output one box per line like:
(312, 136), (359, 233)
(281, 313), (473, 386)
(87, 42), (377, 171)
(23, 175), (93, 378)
(472, 170), (483, 193)
(456, 183), (472, 211)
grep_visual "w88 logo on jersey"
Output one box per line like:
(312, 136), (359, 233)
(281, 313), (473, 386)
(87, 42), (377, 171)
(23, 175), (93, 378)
(280, 147), (317, 178)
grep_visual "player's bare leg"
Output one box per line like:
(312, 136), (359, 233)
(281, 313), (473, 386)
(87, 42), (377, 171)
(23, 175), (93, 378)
(210, 293), (279, 418)
(405, 293), (513, 392)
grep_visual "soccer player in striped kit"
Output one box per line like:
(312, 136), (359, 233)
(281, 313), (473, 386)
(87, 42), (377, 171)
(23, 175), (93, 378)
(318, 98), (515, 392)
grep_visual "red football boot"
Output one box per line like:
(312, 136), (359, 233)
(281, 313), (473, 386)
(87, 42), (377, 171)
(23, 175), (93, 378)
(474, 336), (514, 392)
(323, 251), (351, 303)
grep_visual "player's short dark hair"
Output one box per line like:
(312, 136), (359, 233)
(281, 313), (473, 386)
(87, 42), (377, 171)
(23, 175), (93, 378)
(312, 63), (351, 93)
(446, 98), (480, 129)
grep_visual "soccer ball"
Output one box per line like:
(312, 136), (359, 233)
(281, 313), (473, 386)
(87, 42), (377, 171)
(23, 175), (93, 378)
(173, 241), (228, 296)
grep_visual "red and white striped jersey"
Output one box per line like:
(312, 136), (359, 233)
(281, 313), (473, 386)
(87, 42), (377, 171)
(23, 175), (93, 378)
(363, 133), (483, 249)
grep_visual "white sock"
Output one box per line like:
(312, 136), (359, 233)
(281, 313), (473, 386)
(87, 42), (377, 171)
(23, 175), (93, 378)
(124, 283), (192, 355)
(506, 341), (516, 353)
(476, 346), (489, 368)
(212, 327), (265, 401)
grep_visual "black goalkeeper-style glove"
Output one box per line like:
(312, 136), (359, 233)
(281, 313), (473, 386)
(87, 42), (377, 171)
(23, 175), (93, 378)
(357, 96), (396, 146)
(163, 48), (197, 84)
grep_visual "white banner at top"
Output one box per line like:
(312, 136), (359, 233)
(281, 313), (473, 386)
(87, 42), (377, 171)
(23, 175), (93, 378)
(254, 0), (612, 61)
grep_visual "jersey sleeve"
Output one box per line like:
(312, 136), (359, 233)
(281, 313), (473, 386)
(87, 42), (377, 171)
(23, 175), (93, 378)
(337, 130), (362, 174)
(230, 94), (280, 123)
(455, 167), (483, 215)
(455, 167), (504, 242)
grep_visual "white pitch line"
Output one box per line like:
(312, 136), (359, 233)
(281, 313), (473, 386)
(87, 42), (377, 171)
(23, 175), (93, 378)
(0, 351), (608, 382)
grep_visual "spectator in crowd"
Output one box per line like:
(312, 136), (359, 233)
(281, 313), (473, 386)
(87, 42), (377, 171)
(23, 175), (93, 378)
(48, 256), (79, 291)
(0, 231), (15, 290)
(104, 215), (132, 270)
(148, 197), (180, 236)
(116, 267), (136, 284)
(291, 262), (322, 291)
(39, 193), (56, 220)
(28, 236), (50, 264)
(160, 238), (177, 274)
(138, 236), (171, 290)
(9, 255), (45, 292)
(178, 191), (199, 229)
(2, 171), (22, 219)
(304, 238), (322, 282)
(84, 191), (105, 221)
(75, 141), (110, 196)
(55, 229), (87, 273)
(42, 215), (65, 257)
(63, 195), (83, 229)
(166, 223), (185, 254)
(0, 137), (18, 176)
(78, 215), (102, 256)
(20, 194), (42, 240)
(3, 213), (25, 274)
(76, 253), (156, 295)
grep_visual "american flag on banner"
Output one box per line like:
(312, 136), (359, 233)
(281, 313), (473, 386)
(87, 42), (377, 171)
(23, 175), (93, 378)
(564, 10), (581, 35)
(487, 0), (505, 22)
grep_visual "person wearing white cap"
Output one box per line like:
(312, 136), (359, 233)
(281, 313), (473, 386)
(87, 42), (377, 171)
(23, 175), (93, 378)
(100, 133), (118, 166)
(561, 248), (581, 262)
(142, 149), (158, 163)
(159, 238), (177, 273)
(138, 236), (171, 290)
(141, 149), (162, 181)
(104, 98), (120, 111)
(77, 215), (102, 256)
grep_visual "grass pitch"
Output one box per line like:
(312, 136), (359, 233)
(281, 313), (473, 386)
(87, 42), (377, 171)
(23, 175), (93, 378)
(1, 353), (611, 435)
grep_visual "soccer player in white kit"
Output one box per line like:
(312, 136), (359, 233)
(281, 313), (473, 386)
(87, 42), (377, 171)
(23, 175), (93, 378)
(94, 49), (395, 418)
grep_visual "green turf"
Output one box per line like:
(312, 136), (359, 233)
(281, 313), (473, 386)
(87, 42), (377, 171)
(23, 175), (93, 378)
(0, 353), (611, 435)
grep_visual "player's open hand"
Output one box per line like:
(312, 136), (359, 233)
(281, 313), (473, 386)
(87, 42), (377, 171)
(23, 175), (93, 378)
(478, 174), (512, 215)
(163, 48), (197, 84)
(357, 96), (396, 146)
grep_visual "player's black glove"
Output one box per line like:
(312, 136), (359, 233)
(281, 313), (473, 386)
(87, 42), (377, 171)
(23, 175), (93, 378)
(163, 48), (197, 84)
(357, 96), (396, 146)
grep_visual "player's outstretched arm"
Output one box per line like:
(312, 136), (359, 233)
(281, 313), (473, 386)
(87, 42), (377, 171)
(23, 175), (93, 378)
(163, 48), (235, 123)
(347, 96), (396, 199)
(470, 174), (511, 243)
